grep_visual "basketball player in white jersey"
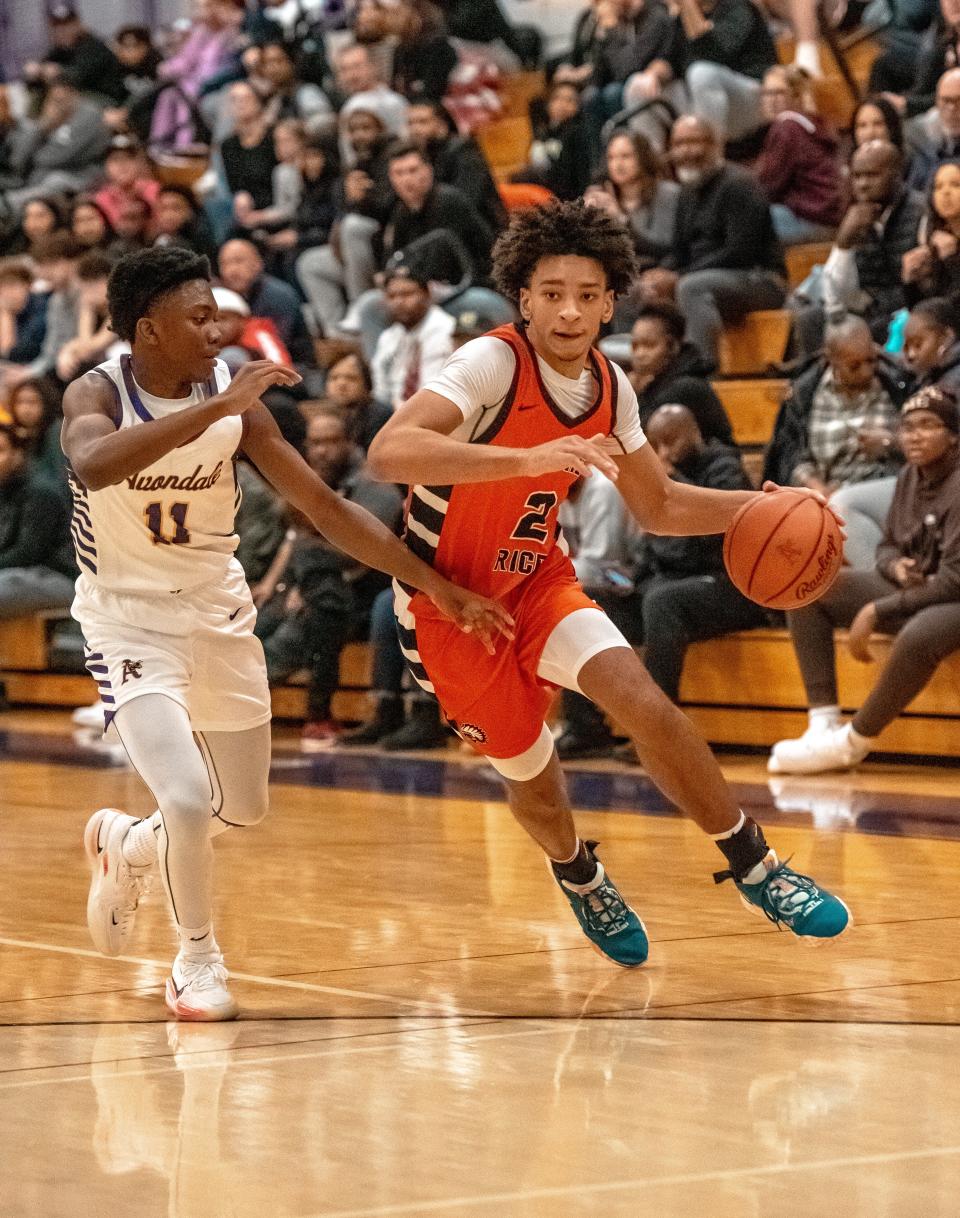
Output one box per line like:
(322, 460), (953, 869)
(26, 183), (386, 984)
(64, 247), (513, 1021)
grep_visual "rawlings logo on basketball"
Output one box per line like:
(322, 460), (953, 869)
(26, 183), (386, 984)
(457, 722), (487, 743)
(794, 535), (840, 601)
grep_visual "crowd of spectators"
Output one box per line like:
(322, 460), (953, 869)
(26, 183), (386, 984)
(1, 0), (960, 769)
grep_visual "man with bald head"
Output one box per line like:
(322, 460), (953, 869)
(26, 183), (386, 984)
(764, 316), (908, 564)
(819, 139), (924, 337)
(637, 115), (785, 369)
(557, 402), (766, 757)
(218, 238), (313, 366)
(905, 65), (960, 191)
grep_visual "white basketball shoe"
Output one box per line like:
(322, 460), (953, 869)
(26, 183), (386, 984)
(83, 808), (151, 956)
(165, 952), (239, 1022)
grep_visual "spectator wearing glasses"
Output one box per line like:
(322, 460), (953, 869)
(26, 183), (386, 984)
(770, 385), (960, 775)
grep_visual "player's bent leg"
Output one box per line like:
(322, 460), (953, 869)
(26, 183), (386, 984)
(110, 693), (239, 1020)
(495, 739), (649, 967)
(194, 723), (272, 834)
(562, 620), (850, 942)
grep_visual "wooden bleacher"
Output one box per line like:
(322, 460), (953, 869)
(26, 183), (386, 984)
(717, 310), (792, 376)
(678, 629), (960, 759)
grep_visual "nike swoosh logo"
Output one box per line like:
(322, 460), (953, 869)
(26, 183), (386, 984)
(517, 403), (537, 412)
(111, 912), (119, 926)
(228, 607), (242, 620)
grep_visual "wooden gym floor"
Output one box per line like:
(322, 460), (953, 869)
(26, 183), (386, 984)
(3, 709), (960, 1217)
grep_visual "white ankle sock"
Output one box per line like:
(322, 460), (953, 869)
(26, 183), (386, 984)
(551, 838), (581, 866)
(710, 812), (745, 841)
(121, 814), (160, 869)
(179, 923), (217, 959)
(741, 851), (777, 886)
(809, 705), (841, 732)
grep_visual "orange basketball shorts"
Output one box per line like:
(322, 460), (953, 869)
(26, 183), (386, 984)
(399, 551), (598, 760)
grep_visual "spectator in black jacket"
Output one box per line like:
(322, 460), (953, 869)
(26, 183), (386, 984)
(407, 100), (508, 232)
(638, 116), (785, 366)
(903, 295), (960, 396)
(266, 132), (340, 283)
(512, 82), (593, 201)
(764, 317), (910, 567)
(25, 5), (127, 105)
(381, 142), (494, 285)
(628, 301), (733, 440)
(634, 0), (778, 145)
(296, 108), (395, 336)
(556, 404), (767, 758)
(817, 141), (924, 343)
(0, 259), (49, 373)
(356, 0), (458, 102)
(218, 237), (313, 366)
(0, 424), (76, 619)
(255, 406), (404, 748)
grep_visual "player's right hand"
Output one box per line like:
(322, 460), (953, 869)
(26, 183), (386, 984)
(215, 361), (302, 415)
(523, 433), (619, 481)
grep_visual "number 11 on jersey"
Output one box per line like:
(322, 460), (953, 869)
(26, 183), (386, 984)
(144, 502), (191, 546)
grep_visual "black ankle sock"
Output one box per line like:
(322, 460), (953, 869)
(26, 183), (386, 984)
(551, 839), (599, 886)
(713, 817), (770, 884)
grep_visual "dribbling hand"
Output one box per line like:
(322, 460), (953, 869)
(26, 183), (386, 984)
(215, 361), (302, 415)
(524, 433), (620, 481)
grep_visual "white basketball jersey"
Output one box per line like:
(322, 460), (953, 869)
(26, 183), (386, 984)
(68, 355), (243, 594)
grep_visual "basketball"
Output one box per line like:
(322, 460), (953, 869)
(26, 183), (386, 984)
(723, 489), (844, 610)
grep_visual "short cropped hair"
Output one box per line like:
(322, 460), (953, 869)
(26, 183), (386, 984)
(492, 199), (639, 302)
(107, 246), (211, 342)
(635, 300), (686, 344)
(0, 258), (33, 286)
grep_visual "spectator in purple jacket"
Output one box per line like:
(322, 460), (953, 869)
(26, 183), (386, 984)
(754, 65), (844, 245)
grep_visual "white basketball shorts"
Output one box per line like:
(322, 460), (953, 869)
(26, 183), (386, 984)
(72, 558), (271, 733)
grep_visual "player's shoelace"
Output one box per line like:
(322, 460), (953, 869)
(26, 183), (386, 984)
(574, 876), (634, 938)
(742, 863), (824, 931)
(177, 956), (229, 991)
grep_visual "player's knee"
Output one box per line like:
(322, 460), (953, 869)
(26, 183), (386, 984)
(219, 782), (270, 828)
(161, 779), (216, 833)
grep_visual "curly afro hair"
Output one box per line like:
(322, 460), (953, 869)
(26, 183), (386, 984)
(107, 245), (212, 342)
(492, 199), (640, 303)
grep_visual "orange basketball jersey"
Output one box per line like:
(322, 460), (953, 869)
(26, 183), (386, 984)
(401, 323), (620, 599)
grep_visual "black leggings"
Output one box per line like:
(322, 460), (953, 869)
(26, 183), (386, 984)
(787, 569), (960, 737)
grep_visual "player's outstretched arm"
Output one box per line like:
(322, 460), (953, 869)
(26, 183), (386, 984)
(613, 448), (840, 537)
(367, 390), (620, 486)
(613, 443), (758, 536)
(242, 405), (514, 652)
(62, 361), (301, 491)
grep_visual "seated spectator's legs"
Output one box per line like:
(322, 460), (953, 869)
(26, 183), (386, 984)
(854, 603), (960, 737)
(302, 594), (355, 723)
(371, 586), (405, 696)
(350, 289), (392, 363)
(828, 477), (897, 570)
(0, 567), (75, 620)
(583, 82), (626, 159)
(675, 268), (785, 366)
(786, 569), (897, 707)
(770, 203), (836, 246)
(256, 601), (307, 684)
(297, 215), (380, 336)
(685, 62), (764, 143)
(641, 573), (768, 701)
(297, 243), (349, 335)
(340, 213), (380, 302)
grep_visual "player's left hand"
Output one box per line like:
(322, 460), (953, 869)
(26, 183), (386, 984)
(430, 583), (516, 655)
(761, 480), (846, 532)
(847, 602), (877, 663)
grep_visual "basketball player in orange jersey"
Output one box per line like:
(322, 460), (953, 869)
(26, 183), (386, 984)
(368, 201), (849, 964)
(64, 246), (512, 1020)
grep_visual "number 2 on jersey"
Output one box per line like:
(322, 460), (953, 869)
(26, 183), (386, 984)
(511, 492), (558, 542)
(144, 502), (191, 546)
